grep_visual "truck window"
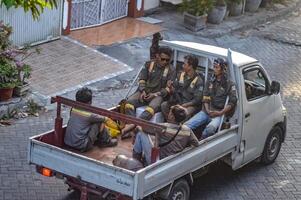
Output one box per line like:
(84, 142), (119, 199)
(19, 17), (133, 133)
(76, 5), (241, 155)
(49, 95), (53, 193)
(243, 68), (268, 101)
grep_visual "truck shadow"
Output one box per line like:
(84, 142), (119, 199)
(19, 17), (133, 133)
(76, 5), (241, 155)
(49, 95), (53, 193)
(190, 161), (268, 200)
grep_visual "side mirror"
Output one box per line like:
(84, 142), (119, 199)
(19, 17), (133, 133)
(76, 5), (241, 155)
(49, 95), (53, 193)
(270, 81), (280, 94)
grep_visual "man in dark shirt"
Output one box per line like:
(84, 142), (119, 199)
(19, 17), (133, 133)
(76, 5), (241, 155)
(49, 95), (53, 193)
(185, 58), (237, 139)
(121, 47), (175, 137)
(161, 54), (204, 121)
(64, 87), (117, 152)
(132, 105), (199, 166)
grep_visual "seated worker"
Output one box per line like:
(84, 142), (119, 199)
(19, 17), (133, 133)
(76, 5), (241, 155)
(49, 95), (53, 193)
(184, 58), (237, 139)
(64, 87), (118, 152)
(132, 105), (199, 166)
(161, 54), (204, 121)
(121, 47), (175, 138)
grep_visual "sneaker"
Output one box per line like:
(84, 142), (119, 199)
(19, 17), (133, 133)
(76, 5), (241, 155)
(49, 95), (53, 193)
(98, 138), (118, 147)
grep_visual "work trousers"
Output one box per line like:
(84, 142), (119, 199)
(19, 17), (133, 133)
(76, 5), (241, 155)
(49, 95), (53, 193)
(161, 101), (198, 122)
(84, 123), (111, 151)
(126, 91), (163, 120)
(184, 111), (222, 139)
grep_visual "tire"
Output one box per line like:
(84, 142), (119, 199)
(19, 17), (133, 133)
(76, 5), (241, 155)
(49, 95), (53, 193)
(261, 126), (282, 165)
(168, 179), (190, 200)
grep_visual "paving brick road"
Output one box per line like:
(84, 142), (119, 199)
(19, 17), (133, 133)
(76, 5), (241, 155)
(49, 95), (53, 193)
(1, 11), (301, 200)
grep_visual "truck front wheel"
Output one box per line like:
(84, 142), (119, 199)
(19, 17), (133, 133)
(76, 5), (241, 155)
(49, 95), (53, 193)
(261, 126), (282, 165)
(168, 179), (190, 200)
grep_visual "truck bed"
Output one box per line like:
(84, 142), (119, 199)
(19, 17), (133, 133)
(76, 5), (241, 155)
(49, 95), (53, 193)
(28, 125), (239, 200)
(64, 138), (133, 165)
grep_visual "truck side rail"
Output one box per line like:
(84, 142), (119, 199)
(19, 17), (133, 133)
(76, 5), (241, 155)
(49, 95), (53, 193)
(134, 125), (239, 199)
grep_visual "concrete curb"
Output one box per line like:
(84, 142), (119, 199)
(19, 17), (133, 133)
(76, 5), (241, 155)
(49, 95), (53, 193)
(195, 0), (301, 38)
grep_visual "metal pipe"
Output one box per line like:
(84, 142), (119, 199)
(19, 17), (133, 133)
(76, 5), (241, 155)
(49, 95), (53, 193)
(51, 96), (166, 134)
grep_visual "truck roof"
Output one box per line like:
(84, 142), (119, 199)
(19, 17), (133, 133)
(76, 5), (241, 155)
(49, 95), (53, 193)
(166, 41), (258, 67)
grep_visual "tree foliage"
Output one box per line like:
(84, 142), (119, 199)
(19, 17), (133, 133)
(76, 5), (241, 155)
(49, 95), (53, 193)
(0, 0), (57, 19)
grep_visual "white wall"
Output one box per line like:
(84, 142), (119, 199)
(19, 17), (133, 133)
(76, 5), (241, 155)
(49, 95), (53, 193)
(144, 0), (160, 10)
(161, 0), (182, 5)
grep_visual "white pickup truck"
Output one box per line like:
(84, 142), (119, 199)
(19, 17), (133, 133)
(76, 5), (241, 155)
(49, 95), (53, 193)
(28, 41), (287, 200)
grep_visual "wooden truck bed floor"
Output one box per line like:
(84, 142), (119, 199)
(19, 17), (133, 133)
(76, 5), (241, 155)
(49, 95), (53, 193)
(62, 137), (133, 164)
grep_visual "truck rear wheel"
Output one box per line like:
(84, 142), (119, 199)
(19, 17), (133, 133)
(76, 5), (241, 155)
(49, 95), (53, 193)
(261, 126), (282, 165)
(168, 179), (190, 200)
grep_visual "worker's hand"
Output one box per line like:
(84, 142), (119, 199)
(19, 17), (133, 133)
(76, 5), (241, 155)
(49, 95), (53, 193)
(181, 103), (191, 108)
(144, 93), (157, 101)
(167, 80), (173, 88)
(167, 80), (174, 93)
(209, 111), (223, 118)
(139, 91), (147, 102)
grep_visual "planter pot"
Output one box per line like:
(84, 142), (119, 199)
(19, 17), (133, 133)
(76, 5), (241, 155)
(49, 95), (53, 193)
(13, 83), (30, 97)
(245, 0), (262, 12)
(260, 0), (272, 7)
(229, 2), (243, 16)
(0, 87), (14, 101)
(224, 9), (230, 20)
(183, 12), (207, 32)
(207, 5), (227, 24)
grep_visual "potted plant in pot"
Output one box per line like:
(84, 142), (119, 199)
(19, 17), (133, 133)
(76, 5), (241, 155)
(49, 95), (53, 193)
(227, 0), (243, 16)
(0, 21), (37, 98)
(208, 0), (227, 24)
(0, 22), (17, 101)
(0, 57), (18, 101)
(180, 0), (214, 32)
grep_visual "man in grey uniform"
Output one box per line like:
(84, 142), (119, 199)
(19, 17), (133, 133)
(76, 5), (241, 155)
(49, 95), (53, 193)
(161, 54), (204, 121)
(64, 87), (117, 152)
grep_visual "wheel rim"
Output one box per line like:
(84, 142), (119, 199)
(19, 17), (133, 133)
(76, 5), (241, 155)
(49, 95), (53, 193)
(172, 189), (186, 200)
(268, 133), (280, 160)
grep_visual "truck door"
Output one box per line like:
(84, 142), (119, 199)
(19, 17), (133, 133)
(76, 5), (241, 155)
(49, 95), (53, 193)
(241, 65), (275, 163)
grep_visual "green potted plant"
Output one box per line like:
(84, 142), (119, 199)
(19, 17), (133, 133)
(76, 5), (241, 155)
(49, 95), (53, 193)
(0, 21), (37, 98)
(0, 22), (17, 101)
(180, 0), (214, 31)
(208, 0), (227, 24)
(0, 57), (18, 101)
(227, 0), (243, 16)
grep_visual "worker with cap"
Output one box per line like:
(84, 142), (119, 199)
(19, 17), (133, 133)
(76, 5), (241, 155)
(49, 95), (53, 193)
(184, 57), (237, 139)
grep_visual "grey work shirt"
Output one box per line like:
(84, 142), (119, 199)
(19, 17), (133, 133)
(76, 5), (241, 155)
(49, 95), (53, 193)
(64, 108), (106, 150)
(138, 61), (175, 98)
(159, 123), (199, 159)
(172, 71), (204, 105)
(203, 74), (237, 110)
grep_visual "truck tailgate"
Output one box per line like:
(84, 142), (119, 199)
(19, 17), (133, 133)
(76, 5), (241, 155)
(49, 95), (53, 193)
(28, 132), (136, 197)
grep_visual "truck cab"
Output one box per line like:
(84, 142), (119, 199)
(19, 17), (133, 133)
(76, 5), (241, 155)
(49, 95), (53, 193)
(161, 40), (286, 169)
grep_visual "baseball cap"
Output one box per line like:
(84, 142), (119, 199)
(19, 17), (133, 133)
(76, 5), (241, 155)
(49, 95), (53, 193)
(214, 58), (227, 69)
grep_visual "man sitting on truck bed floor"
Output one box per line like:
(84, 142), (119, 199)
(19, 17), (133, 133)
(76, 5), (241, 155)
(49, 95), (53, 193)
(184, 58), (237, 139)
(132, 105), (199, 166)
(64, 87), (118, 152)
(161, 54), (204, 121)
(121, 46), (175, 138)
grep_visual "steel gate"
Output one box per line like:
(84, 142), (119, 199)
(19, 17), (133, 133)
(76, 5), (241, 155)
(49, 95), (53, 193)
(71, 0), (128, 30)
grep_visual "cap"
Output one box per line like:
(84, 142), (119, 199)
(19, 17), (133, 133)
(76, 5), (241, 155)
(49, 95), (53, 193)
(214, 58), (227, 69)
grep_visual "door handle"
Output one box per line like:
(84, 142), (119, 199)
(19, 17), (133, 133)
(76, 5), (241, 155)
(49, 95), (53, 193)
(245, 113), (250, 118)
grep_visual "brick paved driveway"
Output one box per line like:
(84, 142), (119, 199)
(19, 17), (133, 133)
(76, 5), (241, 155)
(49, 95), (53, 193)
(1, 15), (301, 200)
